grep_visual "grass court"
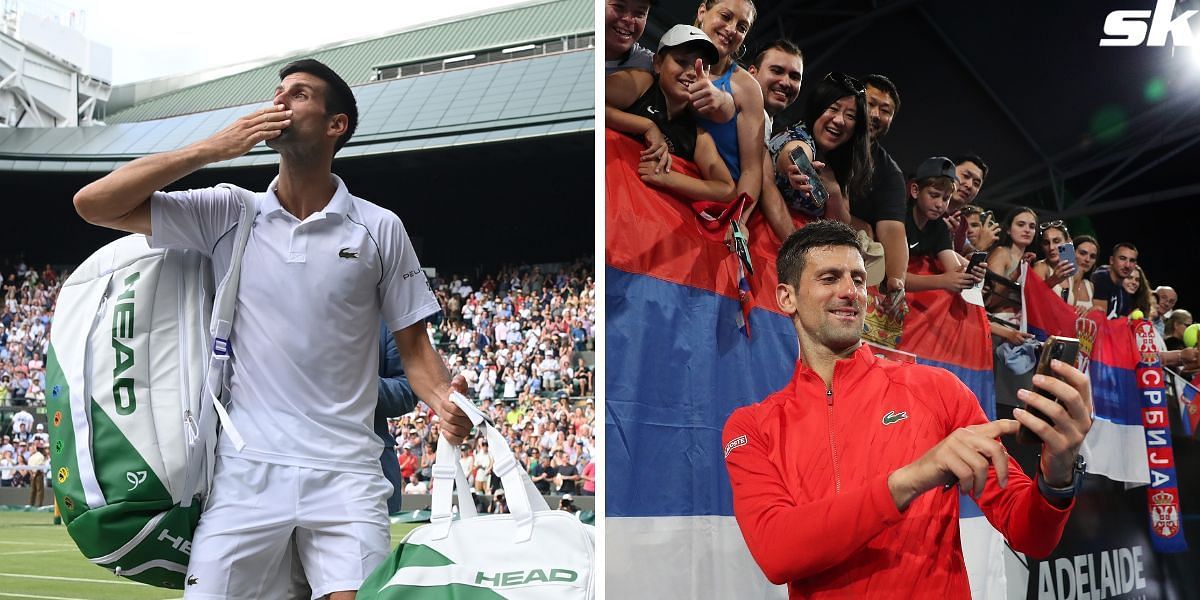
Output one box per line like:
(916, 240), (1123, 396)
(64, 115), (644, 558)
(0, 511), (419, 599)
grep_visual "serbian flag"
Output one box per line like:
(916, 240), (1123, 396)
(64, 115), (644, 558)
(1179, 378), (1198, 438)
(606, 129), (796, 599)
(606, 129), (1011, 599)
(1078, 314), (1150, 484)
(1022, 270), (1079, 341)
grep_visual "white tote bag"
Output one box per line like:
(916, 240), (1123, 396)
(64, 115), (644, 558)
(358, 393), (595, 599)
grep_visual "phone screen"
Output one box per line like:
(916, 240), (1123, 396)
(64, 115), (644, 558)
(1017, 336), (1080, 445)
(967, 251), (987, 272)
(788, 146), (829, 205)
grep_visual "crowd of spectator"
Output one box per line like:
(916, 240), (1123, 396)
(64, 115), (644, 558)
(0, 261), (59, 503)
(604, 0), (1198, 382)
(386, 260), (597, 502)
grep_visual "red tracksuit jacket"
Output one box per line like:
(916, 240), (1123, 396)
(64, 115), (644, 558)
(722, 344), (1073, 599)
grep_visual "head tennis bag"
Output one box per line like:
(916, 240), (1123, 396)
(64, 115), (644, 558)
(46, 185), (258, 589)
(358, 393), (596, 600)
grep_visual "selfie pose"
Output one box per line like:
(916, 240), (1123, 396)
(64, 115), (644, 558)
(723, 220), (1093, 598)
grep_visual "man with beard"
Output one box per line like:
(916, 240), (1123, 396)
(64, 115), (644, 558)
(605, 0), (654, 74)
(723, 220), (1091, 598)
(747, 40), (804, 136)
(857, 74), (909, 303)
(1091, 242), (1140, 318)
(73, 58), (471, 599)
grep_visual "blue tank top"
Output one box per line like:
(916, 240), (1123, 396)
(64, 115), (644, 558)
(697, 64), (741, 182)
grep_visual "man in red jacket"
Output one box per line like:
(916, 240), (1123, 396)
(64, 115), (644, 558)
(723, 220), (1093, 599)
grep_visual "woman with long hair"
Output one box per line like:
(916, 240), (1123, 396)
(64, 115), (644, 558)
(1031, 222), (1074, 289)
(1053, 234), (1100, 315)
(1123, 266), (1153, 317)
(691, 0), (764, 204)
(986, 207), (1038, 345)
(760, 73), (873, 241)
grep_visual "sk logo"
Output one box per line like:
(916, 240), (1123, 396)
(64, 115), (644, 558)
(63, 496), (74, 510)
(127, 471), (148, 490)
(882, 410), (908, 425)
(53, 411), (62, 427)
(187, 575), (198, 586)
(51, 385), (61, 399)
(57, 467), (69, 484)
(54, 440), (63, 454)
(338, 247), (359, 259)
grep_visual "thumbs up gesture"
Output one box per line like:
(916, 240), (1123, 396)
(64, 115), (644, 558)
(688, 59), (733, 120)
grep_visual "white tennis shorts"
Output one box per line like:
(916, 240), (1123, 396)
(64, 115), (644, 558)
(183, 455), (392, 600)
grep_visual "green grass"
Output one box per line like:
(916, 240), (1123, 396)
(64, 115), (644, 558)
(0, 511), (420, 599)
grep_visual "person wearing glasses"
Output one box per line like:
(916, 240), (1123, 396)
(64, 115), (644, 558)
(1090, 242), (1139, 318)
(1030, 221), (1076, 290)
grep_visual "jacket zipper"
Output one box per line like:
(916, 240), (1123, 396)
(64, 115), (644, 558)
(826, 385), (841, 494)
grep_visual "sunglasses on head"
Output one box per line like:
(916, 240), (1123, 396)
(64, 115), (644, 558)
(1039, 220), (1070, 237)
(824, 72), (865, 96)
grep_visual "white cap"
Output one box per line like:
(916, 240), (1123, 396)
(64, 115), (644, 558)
(656, 25), (719, 66)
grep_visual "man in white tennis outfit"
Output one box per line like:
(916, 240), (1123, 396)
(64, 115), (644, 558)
(73, 58), (472, 600)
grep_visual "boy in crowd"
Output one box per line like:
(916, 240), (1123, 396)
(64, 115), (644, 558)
(902, 157), (986, 292)
(605, 25), (734, 201)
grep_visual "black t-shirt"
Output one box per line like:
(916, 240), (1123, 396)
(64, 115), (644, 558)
(531, 462), (551, 494)
(1091, 267), (1132, 317)
(626, 77), (698, 162)
(554, 463), (578, 495)
(854, 143), (906, 225)
(904, 206), (952, 258)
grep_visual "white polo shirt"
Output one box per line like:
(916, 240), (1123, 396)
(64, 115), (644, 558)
(149, 175), (439, 474)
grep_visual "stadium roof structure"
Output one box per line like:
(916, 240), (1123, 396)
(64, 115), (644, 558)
(0, 0), (593, 172)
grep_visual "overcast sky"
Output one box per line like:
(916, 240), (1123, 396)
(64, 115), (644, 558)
(19, 0), (534, 84)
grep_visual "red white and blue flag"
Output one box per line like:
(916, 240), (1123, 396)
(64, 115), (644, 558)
(605, 131), (1010, 598)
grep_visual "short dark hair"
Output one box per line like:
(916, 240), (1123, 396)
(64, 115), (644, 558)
(776, 220), (862, 286)
(1113, 242), (1138, 255)
(751, 39), (803, 69)
(952, 153), (989, 180)
(861, 74), (900, 112)
(279, 58), (358, 153)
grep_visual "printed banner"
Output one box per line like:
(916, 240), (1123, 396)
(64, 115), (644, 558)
(1131, 320), (1188, 553)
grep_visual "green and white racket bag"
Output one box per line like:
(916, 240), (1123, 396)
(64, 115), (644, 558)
(359, 393), (596, 600)
(46, 185), (258, 589)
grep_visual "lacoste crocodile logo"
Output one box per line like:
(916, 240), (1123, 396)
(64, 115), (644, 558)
(338, 248), (359, 259)
(882, 410), (908, 425)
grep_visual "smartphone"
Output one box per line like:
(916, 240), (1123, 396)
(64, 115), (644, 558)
(788, 146), (828, 207)
(1057, 242), (1077, 272)
(980, 210), (994, 224)
(729, 219), (753, 275)
(967, 251), (987, 273)
(1017, 336), (1080, 445)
